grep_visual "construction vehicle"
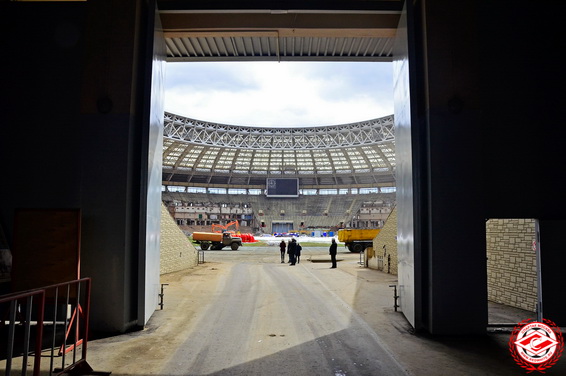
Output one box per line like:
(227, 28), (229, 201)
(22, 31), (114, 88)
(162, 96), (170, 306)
(192, 231), (242, 250)
(211, 220), (239, 234)
(337, 228), (380, 253)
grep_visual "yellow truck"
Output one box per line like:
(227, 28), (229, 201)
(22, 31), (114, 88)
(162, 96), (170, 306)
(192, 232), (242, 250)
(337, 228), (380, 253)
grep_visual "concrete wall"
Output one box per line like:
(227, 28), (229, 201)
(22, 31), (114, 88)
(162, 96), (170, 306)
(160, 203), (199, 275)
(370, 207), (398, 275)
(486, 219), (537, 312)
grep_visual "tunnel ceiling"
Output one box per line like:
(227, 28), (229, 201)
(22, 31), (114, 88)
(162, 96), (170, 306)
(158, 1), (403, 62)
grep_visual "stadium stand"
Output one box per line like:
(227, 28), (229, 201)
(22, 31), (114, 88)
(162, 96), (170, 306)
(162, 191), (396, 235)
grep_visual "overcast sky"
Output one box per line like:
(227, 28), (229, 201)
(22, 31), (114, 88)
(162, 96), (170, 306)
(164, 61), (393, 127)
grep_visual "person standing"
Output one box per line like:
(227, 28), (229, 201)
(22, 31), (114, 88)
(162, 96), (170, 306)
(329, 238), (338, 268)
(279, 240), (286, 263)
(288, 238), (297, 265)
(296, 242), (302, 264)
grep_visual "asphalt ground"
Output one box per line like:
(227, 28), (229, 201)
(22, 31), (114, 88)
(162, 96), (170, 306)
(75, 247), (566, 375)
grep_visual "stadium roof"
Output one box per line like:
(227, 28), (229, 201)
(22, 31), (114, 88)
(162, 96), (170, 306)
(162, 112), (396, 189)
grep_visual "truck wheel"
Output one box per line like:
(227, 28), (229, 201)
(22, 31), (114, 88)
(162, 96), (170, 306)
(350, 243), (364, 253)
(200, 242), (210, 250)
(231, 243), (239, 250)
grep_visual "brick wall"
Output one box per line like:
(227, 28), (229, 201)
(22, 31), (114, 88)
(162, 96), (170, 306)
(369, 206), (398, 275)
(160, 203), (199, 275)
(365, 213), (537, 309)
(486, 219), (537, 312)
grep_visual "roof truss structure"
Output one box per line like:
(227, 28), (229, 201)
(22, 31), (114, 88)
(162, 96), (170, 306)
(163, 112), (396, 188)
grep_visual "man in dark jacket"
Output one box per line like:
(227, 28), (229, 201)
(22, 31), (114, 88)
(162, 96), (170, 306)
(296, 242), (302, 264)
(329, 238), (338, 268)
(279, 240), (286, 263)
(288, 238), (297, 265)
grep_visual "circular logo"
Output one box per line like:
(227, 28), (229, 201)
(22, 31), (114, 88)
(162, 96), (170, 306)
(509, 318), (564, 373)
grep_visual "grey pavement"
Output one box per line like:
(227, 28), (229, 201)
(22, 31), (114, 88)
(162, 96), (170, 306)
(80, 247), (566, 376)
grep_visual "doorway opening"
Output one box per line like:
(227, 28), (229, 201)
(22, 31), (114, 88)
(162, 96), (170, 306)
(272, 221), (293, 235)
(486, 218), (540, 327)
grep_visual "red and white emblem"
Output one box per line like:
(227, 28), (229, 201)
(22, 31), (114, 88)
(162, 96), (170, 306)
(509, 318), (564, 373)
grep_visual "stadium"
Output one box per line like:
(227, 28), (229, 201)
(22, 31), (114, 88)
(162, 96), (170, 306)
(161, 111), (397, 236)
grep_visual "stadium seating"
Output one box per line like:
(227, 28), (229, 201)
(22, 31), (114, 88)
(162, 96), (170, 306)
(162, 191), (396, 233)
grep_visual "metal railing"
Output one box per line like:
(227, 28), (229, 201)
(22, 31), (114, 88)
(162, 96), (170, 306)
(0, 278), (92, 376)
(0, 289), (45, 376)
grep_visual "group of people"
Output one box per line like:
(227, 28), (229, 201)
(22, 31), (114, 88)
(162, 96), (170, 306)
(279, 238), (338, 268)
(279, 238), (302, 265)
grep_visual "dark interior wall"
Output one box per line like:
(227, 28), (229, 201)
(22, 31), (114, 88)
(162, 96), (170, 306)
(0, 2), (135, 332)
(478, 4), (566, 325)
(0, 3), (86, 244)
(0, 1), (160, 333)
(480, 3), (566, 220)
(403, 0), (566, 334)
(415, 0), (486, 334)
(78, 0), (157, 333)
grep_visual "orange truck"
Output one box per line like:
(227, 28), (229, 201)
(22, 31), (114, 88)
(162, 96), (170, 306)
(337, 228), (380, 253)
(192, 232), (242, 250)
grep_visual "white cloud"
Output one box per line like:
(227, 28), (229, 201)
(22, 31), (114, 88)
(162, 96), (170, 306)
(164, 61), (393, 127)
